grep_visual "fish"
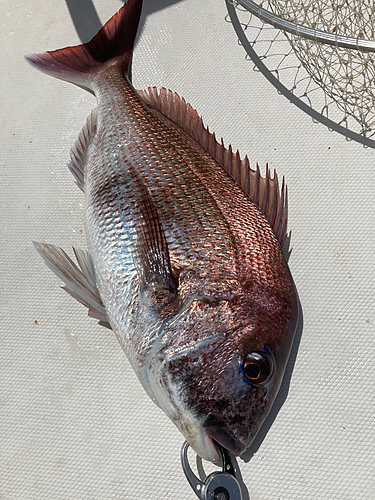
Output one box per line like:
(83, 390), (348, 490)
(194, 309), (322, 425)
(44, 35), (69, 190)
(26, 0), (298, 463)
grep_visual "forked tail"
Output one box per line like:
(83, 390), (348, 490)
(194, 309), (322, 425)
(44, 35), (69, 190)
(24, 0), (143, 91)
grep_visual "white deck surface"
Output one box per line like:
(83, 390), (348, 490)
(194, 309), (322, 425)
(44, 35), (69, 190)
(1, 1), (375, 499)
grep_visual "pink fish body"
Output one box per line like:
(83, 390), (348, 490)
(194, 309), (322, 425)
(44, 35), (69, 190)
(26, 0), (298, 462)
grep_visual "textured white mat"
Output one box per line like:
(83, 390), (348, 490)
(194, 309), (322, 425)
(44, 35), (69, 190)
(1, 1), (374, 499)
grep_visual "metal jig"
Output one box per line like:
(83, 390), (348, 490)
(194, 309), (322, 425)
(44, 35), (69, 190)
(181, 441), (243, 500)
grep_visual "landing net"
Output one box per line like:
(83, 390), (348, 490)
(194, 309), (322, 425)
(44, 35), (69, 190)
(229, 0), (375, 142)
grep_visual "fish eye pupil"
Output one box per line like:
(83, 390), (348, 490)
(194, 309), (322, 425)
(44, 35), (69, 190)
(244, 362), (260, 380)
(242, 351), (274, 386)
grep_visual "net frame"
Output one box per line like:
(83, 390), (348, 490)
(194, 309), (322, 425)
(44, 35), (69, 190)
(236, 0), (375, 51)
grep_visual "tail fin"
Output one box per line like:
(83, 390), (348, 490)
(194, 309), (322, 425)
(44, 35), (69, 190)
(25, 0), (143, 91)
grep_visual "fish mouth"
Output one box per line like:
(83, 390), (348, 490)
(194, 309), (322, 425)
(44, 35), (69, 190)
(179, 418), (221, 463)
(202, 415), (246, 457)
(195, 427), (221, 463)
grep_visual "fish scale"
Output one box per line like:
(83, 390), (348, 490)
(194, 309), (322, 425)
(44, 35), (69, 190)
(90, 66), (240, 276)
(27, 0), (298, 463)
(92, 64), (285, 290)
(87, 66), (244, 362)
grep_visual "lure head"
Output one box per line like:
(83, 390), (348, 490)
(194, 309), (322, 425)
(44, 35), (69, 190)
(148, 288), (298, 463)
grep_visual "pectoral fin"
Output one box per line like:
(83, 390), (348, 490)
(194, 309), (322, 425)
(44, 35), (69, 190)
(33, 241), (108, 323)
(129, 167), (179, 316)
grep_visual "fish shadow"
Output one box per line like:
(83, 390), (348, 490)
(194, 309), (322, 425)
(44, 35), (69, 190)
(65, 0), (185, 45)
(239, 295), (304, 463)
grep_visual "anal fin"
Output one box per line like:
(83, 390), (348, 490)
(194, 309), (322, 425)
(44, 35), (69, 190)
(68, 108), (97, 191)
(33, 241), (108, 323)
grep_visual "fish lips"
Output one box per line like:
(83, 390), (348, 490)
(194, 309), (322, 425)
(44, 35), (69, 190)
(202, 415), (246, 457)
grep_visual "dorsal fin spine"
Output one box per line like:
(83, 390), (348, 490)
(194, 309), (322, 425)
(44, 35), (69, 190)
(280, 179), (287, 245)
(254, 163), (260, 206)
(229, 144), (233, 178)
(235, 150), (241, 184)
(212, 132), (217, 159)
(220, 138), (225, 167)
(268, 169), (278, 228)
(244, 156), (250, 197)
(205, 125), (210, 150)
(263, 165), (268, 213)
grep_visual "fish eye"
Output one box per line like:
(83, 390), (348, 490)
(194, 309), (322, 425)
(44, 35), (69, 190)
(242, 351), (274, 386)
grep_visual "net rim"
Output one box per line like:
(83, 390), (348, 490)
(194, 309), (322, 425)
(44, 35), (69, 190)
(235, 0), (375, 52)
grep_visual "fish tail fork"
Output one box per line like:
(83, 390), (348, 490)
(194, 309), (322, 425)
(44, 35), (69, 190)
(24, 0), (143, 92)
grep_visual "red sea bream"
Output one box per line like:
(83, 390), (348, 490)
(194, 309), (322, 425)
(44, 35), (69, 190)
(26, 0), (298, 462)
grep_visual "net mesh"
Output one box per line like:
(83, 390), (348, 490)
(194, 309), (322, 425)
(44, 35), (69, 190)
(232, 1), (375, 139)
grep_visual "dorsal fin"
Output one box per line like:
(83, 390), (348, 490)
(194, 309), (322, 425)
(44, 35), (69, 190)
(138, 87), (288, 247)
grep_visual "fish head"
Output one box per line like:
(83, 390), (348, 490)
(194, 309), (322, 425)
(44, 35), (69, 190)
(148, 288), (298, 463)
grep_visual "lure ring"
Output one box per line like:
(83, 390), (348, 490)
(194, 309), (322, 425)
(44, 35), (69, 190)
(181, 441), (243, 500)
